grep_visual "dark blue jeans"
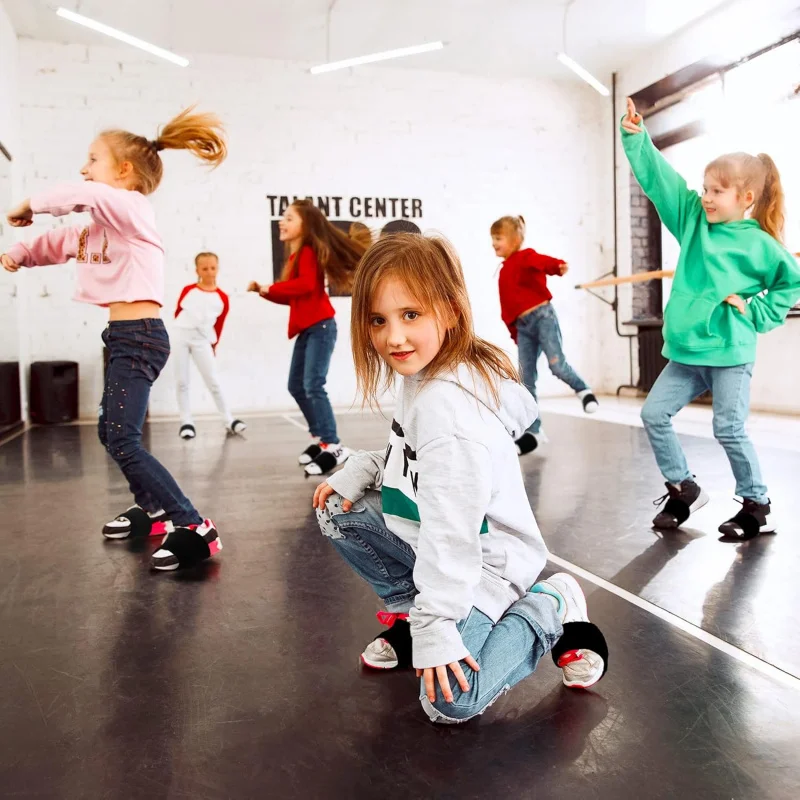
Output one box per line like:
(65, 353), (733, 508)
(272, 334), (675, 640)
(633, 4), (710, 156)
(99, 319), (201, 526)
(288, 317), (339, 444)
(517, 303), (589, 434)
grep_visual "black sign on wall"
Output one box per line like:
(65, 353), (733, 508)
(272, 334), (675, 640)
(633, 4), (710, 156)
(267, 195), (423, 297)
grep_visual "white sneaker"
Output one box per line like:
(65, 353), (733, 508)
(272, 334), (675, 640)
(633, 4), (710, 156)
(557, 649), (606, 688)
(179, 424), (196, 440)
(532, 572), (606, 689)
(229, 419), (247, 435)
(534, 573), (587, 624)
(304, 443), (351, 476)
(361, 638), (399, 669)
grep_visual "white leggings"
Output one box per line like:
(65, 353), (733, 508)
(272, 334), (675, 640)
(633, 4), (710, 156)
(173, 328), (233, 427)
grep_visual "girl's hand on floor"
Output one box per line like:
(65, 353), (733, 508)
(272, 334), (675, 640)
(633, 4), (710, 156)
(6, 199), (33, 227)
(1, 254), (20, 272)
(313, 481), (353, 512)
(621, 97), (643, 134)
(559, 263), (569, 276)
(724, 294), (746, 314)
(417, 656), (480, 703)
(247, 281), (261, 293)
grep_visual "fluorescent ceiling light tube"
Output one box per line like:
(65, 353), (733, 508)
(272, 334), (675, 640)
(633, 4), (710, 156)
(557, 52), (609, 96)
(56, 7), (189, 67)
(311, 41), (444, 74)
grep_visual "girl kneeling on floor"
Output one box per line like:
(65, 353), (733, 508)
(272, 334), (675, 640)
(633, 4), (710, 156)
(312, 233), (608, 723)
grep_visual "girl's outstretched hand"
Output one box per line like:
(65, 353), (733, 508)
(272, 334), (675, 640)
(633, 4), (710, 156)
(7, 199), (33, 227)
(1, 253), (20, 272)
(417, 656), (480, 703)
(558, 263), (569, 276)
(247, 280), (261, 293)
(621, 98), (643, 134)
(724, 294), (746, 314)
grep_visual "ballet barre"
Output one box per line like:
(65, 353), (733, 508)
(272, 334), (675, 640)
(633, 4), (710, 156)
(575, 270), (674, 290)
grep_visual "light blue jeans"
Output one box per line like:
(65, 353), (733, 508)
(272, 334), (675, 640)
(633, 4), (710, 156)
(640, 361), (768, 503)
(317, 490), (563, 723)
(517, 304), (589, 434)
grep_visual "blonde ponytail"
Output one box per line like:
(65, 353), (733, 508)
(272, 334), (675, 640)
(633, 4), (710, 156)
(752, 153), (785, 242)
(101, 105), (226, 195)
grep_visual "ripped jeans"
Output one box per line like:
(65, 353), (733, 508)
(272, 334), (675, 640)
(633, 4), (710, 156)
(517, 303), (589, 434)
(317, 490), (563, 723)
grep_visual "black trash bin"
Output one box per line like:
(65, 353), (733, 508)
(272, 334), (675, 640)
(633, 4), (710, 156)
(0, 361), (21, 426)
(29, 360), (79, 424)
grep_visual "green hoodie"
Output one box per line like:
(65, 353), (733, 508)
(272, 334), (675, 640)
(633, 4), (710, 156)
(621, 123), (800, 367)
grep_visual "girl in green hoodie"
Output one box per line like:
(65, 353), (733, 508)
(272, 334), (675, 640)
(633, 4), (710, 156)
(621, 97), (800, 539)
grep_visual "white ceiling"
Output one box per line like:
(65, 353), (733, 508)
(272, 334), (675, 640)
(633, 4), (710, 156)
(5, 0), (732, 80)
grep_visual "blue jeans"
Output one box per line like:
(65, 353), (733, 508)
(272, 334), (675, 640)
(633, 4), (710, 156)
(288, 318), (339, 444)
(640, 361), (768, 503)
(517, 304), (589, 434)
(317, 490), (563, 723)
(100, 320), (202, 526)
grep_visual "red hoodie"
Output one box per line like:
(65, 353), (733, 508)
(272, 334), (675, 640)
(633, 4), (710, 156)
(498, 248), (565, 342)
(262, 246), (335, 339)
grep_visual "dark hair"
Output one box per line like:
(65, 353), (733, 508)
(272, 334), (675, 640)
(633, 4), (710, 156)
(280, 199), (367, 293)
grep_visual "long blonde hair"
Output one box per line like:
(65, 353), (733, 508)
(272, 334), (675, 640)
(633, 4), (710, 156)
(102, 106), (227, 195)
(351, 233), (519, 408)
(705, 152), (785, 241)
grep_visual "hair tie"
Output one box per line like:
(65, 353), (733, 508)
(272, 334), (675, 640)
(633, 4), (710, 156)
(150, 139), (165, 152)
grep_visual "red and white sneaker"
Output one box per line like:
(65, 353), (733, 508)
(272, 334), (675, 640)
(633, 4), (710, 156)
(150, 518), (222, 571)
(532, 572), (608, 689)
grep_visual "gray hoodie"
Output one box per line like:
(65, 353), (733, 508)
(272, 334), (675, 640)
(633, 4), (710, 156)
(326, 365), (549, 668)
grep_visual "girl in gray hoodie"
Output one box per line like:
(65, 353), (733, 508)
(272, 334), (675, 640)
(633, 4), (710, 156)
(313, 233), (608, 723)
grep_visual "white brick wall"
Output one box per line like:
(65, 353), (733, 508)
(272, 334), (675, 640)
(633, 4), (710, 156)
(13, 39), (615, 419)
(0, 2), (20, 364)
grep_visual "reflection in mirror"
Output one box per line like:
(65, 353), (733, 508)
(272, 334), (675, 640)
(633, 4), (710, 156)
(0, 142), (22, 436)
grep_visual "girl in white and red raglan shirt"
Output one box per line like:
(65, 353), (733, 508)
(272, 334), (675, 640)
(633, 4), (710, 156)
(174, 251), (245, 439)
(1, 107), (227, 572)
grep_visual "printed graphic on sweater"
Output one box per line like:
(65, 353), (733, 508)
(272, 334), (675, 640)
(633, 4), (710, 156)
(382, 419), (489, 534)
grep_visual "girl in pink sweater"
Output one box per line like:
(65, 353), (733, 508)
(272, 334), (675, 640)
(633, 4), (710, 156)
(1, 107), (227, 572)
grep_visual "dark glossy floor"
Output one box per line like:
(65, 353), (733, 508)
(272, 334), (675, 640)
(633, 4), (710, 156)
(2, 411), (800, 799)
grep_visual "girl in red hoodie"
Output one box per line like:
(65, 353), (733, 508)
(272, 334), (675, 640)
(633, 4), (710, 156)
(491, 215), (598, 454)
(248, 200), (366, 475)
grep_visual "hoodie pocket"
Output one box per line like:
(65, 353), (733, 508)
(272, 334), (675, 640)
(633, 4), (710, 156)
(665, 292), (755, 350)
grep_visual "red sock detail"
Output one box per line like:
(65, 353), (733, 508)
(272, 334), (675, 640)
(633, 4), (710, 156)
(376, 610), (409, 627)
(557, 649), (584, 668)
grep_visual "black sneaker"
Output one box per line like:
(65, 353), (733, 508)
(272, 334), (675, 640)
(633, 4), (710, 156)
(652, 479), (709, 529)
(516, 430), (547, 456)
(179, 424), (196, 440)
(718, 499), (775, 540)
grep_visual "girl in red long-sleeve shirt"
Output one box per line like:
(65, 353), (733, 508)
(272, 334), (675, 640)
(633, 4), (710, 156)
(491, 215), (598, 455)
(249, 200), (367, 475)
